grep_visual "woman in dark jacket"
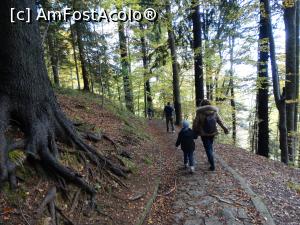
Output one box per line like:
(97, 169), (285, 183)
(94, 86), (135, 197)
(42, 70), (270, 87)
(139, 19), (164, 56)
(176, 121), (198, 173)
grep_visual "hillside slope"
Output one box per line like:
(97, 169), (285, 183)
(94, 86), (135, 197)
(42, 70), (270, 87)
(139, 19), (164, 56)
(0, 89), (161, 225)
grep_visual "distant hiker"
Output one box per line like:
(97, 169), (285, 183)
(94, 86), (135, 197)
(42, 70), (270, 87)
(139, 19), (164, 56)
(164, 102), (175, 133)
(192, 100), (229, 171)
(176, 120), (198, 173)
(147, 107), (153, 120)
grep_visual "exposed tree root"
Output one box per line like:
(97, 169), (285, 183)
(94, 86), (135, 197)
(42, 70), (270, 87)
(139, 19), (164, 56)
(36, 186), (75, 225)
(55, 206), (75, 225)
(70, 189), (81, 213)
(82, 132), (102, 142)
(0, 96), (128, 196)
(37, 186), (57, 215)
(102, 134), (120, 152)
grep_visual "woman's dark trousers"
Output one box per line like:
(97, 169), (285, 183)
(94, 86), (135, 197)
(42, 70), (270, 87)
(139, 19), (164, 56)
(201, 136), (215, 170)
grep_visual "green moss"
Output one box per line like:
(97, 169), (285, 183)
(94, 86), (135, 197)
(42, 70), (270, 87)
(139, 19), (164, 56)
(2, 184), (27, 206)
(143, 156), (153, 165)
(8, 149), (26, 167)
(117, 156), (138, 174)
(122, 123), (151, 142)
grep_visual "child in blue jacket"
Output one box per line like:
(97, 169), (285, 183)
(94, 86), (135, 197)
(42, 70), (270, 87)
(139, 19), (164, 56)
(176, 121), (198, 173)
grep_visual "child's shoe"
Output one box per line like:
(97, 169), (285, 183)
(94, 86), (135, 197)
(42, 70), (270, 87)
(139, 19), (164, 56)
(184, 163), (189, 169)
(190, 166), (195, 173)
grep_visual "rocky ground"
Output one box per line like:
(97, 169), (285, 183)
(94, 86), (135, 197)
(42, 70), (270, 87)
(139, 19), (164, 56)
(147, 121), (299, 225)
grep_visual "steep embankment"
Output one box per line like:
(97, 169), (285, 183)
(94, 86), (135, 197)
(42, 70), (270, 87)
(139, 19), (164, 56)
(0, 89), (161, 225)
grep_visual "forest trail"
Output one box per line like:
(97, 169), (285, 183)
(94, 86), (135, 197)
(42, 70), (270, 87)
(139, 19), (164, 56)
(146, 121), (299, 225)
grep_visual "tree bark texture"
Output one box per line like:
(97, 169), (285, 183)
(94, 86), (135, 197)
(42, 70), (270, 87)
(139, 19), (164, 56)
(118, 20), (134, 113)
(294, 0), (300, 139)
(70, 21), (81, 90)
(140, 23), (152, 117)
(47, 32), (60, 87)
(263, 0), (288, 163)
(166, 3), (182, 125)
(283, 0), (297, 163)
(257, 0), (270, 157)
(0, 0), (126, 194)
(192, 0), (205, 106)
(75, 22), (90, 92)
(229, 36), (237, 144)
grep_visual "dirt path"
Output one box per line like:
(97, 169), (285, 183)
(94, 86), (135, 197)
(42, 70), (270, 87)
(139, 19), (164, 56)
(146, 121), (272, 225)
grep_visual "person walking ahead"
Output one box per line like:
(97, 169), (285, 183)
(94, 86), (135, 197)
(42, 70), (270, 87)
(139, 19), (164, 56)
(164, 102), (175, 132)
(192, 100), (229, 171)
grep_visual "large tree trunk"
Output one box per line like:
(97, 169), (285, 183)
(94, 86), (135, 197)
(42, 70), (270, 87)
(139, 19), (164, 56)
(118, 18), (134, 113)
(166, 2), (182, 125)
(257, 0), (270, 157)
(192, 0), (204, 106)
(263, 0), (288, 163)
(0, 0), (126, 194)
(284, 0), (297, 163)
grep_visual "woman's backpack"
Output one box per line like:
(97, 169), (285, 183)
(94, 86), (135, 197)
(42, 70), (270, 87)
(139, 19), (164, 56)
(203, 113), (217, 134)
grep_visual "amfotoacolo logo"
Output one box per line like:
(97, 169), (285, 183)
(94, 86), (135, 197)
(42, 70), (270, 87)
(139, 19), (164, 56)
(10, 7), (158, 23)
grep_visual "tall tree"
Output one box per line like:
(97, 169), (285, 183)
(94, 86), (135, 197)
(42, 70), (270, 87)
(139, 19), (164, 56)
(118, 17), (134, 113)
(283, 0), (297, 163)
(140, 23), (153, 117)
(0, 0), (126, 193)
(166, 2), (183, 125)
(191, 0), (204, 106)
(257, 0), (270, 157)
(70, 21), (81, 90)
(295, 0), (300, 132)
(263, 0), (288, 163)
(47, 31), (60, 86)
(229, 35), (237, 144)
(41, 0), (60, 87)
(73, 0), (89, 91)
(75, 22), (90, 91)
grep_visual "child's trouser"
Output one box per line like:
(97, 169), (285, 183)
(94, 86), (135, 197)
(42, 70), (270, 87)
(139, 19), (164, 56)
(183, 150), (194, 166)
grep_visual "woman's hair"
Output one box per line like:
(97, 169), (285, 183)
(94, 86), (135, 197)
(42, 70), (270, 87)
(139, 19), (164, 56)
(200, 99), (211, 106)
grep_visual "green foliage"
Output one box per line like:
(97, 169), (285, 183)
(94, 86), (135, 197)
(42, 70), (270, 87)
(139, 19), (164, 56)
(2, 184), (27, 206)
(8, 150), (26, 167)
(287, 181), (300, 194)
(42, 0), (300, 166)
(143, 155), (153, 165)
(118, 156), (138, 173)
